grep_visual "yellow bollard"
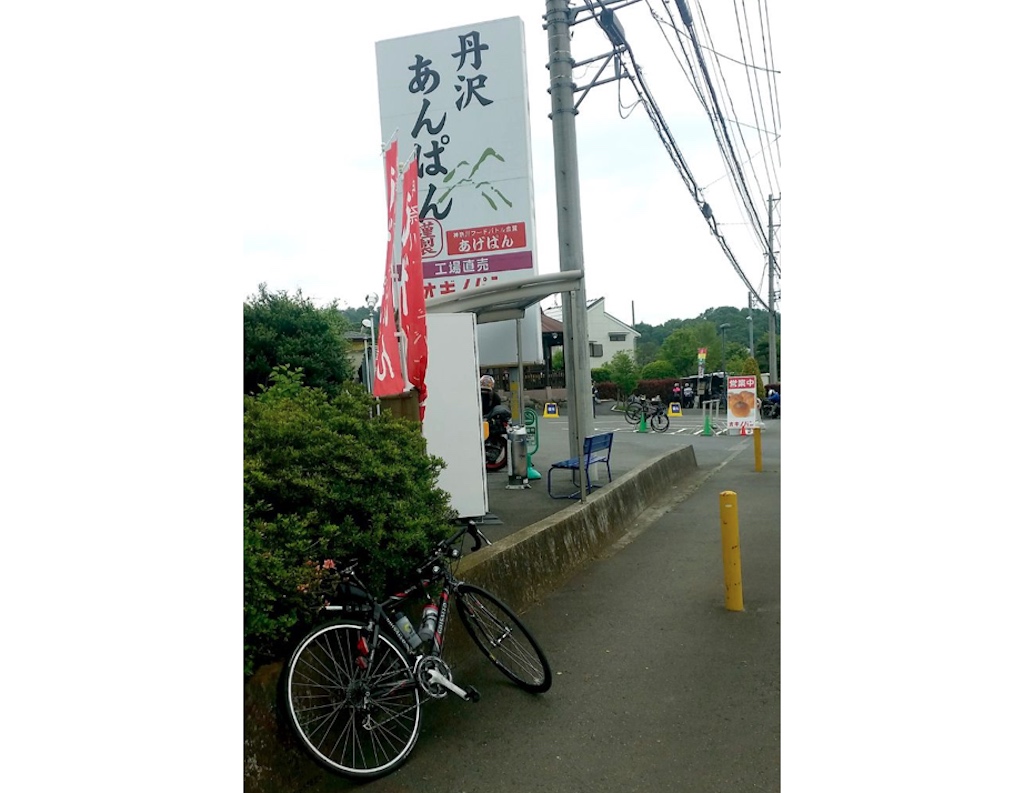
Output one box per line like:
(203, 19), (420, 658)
(754, 426), (762, 472)
(719, 491), (744, 611)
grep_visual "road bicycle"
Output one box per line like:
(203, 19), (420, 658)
(281, 521), (553, 780)
(624, 395), (670, 432)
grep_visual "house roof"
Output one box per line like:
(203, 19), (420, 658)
(541, 312), (563, 333)
(545, 296), (638, 335)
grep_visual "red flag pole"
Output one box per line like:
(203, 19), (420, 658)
(392, 161), (411, 391)
(373, 141), (405, 397)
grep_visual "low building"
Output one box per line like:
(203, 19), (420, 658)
(544, 297), (640, 369)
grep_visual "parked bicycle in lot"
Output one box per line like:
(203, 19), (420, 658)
(624, 395), (670, 432)
(282, 521), (553, 780)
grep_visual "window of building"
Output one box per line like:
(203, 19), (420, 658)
(589, 342), (603, 357)
(608, 332), (627, 342)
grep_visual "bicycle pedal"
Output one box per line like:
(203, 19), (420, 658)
(465, 685), (481, 703)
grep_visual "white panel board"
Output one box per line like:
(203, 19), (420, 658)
(375, 16), (543, 367)
(422, 313), (488, 518)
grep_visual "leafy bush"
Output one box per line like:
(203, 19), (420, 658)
(633, 377), (680, 404)
(243, 367), (456, 677)
(594, 381), (617, 400)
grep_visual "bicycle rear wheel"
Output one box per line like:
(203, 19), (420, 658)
(624, 404), (643, 424)
(455, 584), (552, 693)
(284, 620), (422, 780)
(651, 412), (669, 432)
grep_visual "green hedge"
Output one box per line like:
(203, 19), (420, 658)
(243, 367), (455, 677)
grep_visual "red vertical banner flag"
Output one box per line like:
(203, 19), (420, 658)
(373, 141), (405, 397)
(400, 164), (428, 420)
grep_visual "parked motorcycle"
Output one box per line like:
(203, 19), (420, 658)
(484, 404), (512, 471)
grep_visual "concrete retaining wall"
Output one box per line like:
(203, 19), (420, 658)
(457, 445), (698, 611)
(243, 444), (698, 792)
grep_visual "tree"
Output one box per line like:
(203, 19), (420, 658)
(633, 341), (659, 369)
(641, 359), (675, 379)
(738, 356), (766, 401)
(244, 284), (353, 396)
(607, 351), (639, 402)
(754, 332), (781, 377)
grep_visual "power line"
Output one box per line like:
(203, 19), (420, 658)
(617, 42), (769, 309)
(732, 0), (780, 194)
(655, 0), (772, 254)
(691, 0), (771, 243)
(579, 0), (775, 309)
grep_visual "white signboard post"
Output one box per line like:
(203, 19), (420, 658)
(421, 313), (488, 519)
(376, 16), (543, 367)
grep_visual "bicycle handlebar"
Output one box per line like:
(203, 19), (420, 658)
(439, 520), (490, 554)
(414, 521), (492, 578)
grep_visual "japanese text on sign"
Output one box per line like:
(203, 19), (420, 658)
(406, 30), (494, 222)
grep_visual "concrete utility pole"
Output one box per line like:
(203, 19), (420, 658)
(545, 0), (591, 483)
(767, 194), (779, 384)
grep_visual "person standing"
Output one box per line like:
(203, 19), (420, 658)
(683, 382), (694, 409)
(671, 382), (682, 405)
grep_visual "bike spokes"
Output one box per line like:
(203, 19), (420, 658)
(286, 622), (422, 779)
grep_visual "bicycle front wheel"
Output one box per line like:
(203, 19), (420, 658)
(284, 620), (422, 780)
(456, 584), (552, 693)
(624, 404), (643, 424)
(651, 412), (670, 432)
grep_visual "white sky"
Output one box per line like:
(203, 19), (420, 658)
(241, 1), (782, 326)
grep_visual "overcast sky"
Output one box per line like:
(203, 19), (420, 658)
(241, 1), (783, 327)
(8, 5), (1024, 787)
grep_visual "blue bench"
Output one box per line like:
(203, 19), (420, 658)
(547, 432), (614, 499)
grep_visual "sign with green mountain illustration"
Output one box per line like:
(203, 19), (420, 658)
(376, 16), (539, 307)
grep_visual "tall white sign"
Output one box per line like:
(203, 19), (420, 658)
(376, 16), (543, 367)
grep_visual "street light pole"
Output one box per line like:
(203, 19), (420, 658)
(719, 322), (731, 401)
(364, 293), (379, 395)
(747, 292), (755, 359)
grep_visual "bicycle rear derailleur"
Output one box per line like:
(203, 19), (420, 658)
(413, 655), (480, 703)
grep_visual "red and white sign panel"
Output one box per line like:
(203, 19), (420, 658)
(725, 375), (758, 434)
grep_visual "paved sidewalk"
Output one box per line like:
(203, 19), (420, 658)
(480, 402), (774, 544)
(356, 418), (781, 792)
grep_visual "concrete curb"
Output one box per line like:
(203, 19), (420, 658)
(457, 444), (699, 616)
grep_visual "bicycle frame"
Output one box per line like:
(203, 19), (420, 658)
(284, 520), (552, 779)
(320, 531), (477, 698)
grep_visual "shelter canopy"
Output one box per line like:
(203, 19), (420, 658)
(425, 270), (583, 324)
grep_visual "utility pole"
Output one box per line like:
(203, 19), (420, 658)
(545, 0), (590, 487)
(767, 194), (779, 384)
